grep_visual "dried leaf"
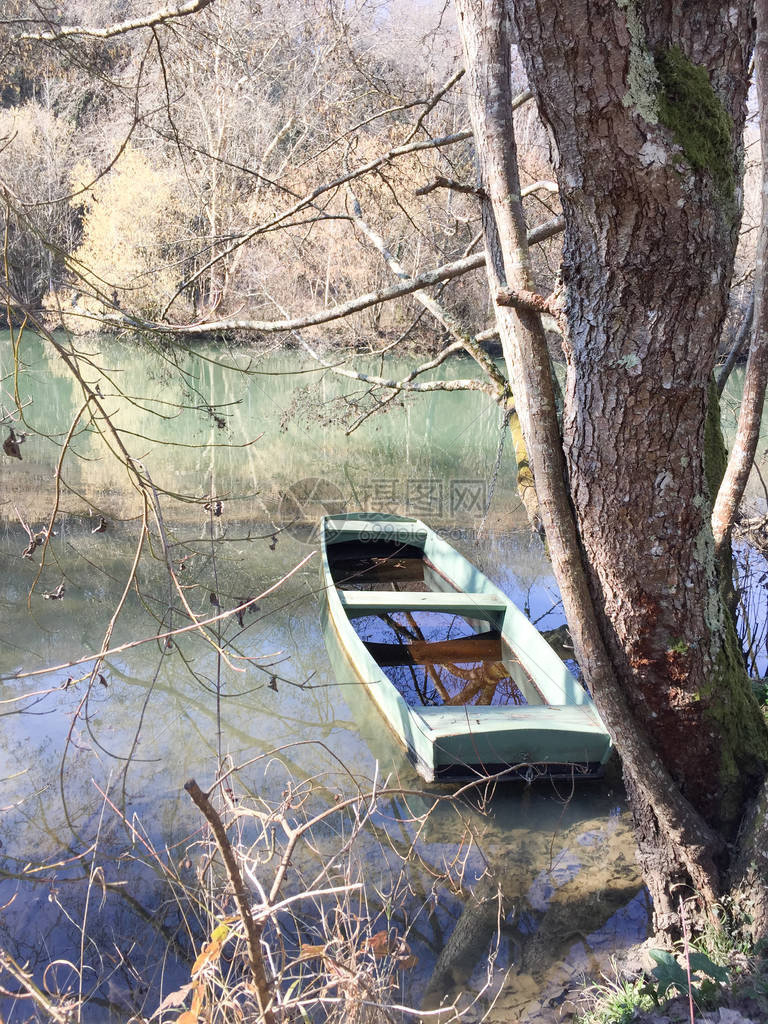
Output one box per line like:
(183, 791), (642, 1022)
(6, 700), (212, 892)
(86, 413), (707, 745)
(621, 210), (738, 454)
(325, 957), (355, 981)
(3, 430), (22, 460)
(92, 864), (107, 910)
(299, 943), (326, 959)
(366, 930), (392, 956)
(191, 938), (222, 975)
(21, 538), (39, 559)
(176, 983), (205, 1024)
(154, 981), (195, 1013)
(190, 982), (204, 1016)
(364, 930), (416, 966)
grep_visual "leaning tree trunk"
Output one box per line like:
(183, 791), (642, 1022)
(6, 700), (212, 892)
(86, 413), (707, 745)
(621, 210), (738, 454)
(712, 0), (768, 558)
(455, 0), (768, 938)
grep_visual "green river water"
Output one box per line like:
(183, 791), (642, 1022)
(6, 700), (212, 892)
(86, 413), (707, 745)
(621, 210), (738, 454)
(0, 329), (674, 1021)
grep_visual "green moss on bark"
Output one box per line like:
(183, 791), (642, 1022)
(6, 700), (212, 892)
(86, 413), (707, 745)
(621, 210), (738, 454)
(700, 378), (768, 827)
(655, 47), (735, 201)
(703, 618), (768, 829)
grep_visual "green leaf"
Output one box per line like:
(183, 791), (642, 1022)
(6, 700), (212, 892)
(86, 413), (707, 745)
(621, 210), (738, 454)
(649, 949), (690, 996)
(688, 952), (729, 984)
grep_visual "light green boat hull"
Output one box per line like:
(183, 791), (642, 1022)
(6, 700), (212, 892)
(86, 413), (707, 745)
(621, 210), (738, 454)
(320, 513), (612, 783)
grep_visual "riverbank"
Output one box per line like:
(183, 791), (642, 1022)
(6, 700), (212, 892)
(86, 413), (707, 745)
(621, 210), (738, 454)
(571, 934), (768, 1024)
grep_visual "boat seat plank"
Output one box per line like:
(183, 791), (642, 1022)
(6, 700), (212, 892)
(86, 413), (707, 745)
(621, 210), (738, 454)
(364, 631), (502, 666)
(331, 556), (426, 584)
(339, 591), (507, 617)
(325, 518), (428, 542)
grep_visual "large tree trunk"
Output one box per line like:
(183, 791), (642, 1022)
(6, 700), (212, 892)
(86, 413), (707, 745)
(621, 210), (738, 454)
(455, 0), (768, 938)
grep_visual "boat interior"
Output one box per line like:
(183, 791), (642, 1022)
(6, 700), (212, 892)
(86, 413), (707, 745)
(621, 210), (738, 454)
(327, 537), (546, 709)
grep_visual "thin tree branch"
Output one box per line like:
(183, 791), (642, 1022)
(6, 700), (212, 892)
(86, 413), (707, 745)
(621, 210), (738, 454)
(347, 186), (509, 396)
(403, 67), (466, 143)
(415, 175), (485, 198)
(527, 215), (565, 245)
(712, 3), (768, 554)
(717, 288), (755, 395)
(495, 284), (566, 334)
(184, 778), (276, 1024)
(520, 179), (558, 198)
(0, 953), (73, 1024)
(296, 334), (493, 394)
(154, 216), (563, 337)
(20, 0), (216, 41)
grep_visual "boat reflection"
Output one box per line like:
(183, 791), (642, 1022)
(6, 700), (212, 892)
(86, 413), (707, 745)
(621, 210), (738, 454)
(351, 610), (536, 707)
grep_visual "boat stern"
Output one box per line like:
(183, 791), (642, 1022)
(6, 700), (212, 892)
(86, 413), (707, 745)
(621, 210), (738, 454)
(414, 705), (612, 782)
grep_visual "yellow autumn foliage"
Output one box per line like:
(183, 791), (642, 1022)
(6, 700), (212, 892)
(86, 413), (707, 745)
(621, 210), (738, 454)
(71, 146), (191, 319)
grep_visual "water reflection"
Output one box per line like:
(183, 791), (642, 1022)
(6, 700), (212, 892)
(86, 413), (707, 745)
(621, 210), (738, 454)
(0, 332), (644, 1021)
(350, 611), (529, 708)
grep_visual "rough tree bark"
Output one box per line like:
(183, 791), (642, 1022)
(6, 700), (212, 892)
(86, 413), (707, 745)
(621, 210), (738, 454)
(455, 0), (768, 938)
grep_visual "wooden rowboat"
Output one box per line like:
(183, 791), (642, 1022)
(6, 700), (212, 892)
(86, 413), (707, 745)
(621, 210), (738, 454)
(320, 512), (612, 783)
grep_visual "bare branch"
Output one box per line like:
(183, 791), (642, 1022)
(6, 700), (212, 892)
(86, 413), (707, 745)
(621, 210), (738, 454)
(526, 215), (565, 245)
(156, 216), (562, 337)
(415, 175), (486, 198)
(475, 326), (499, 343)
(296, 333), (493, 395)
(162, 251), (486, 333)
(347, 187), (509, 396)
(520, 179), (558, 198)
(184, 778), (276, 1024)
(495, 284), (566, 334)
(712, 2), (768, 554)
(20, 0), (216, 41)
(718, 289), (755, 395)
(403, 67), (466, 144)
(0, 952), (73, 1024)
